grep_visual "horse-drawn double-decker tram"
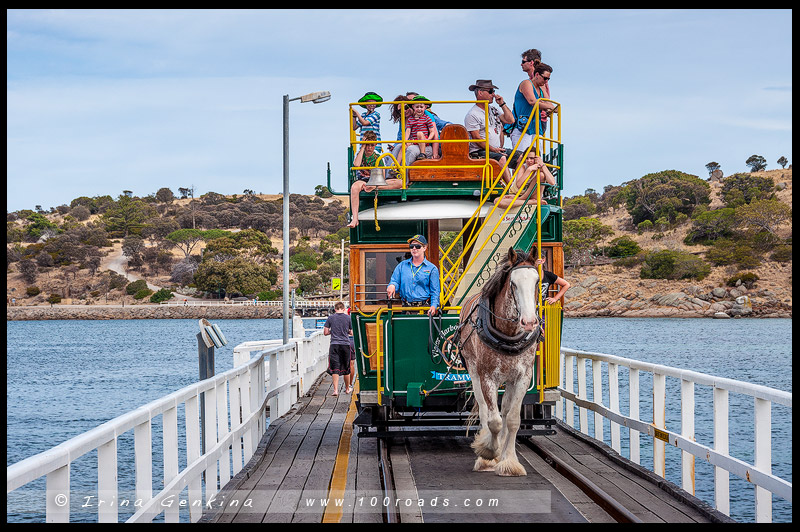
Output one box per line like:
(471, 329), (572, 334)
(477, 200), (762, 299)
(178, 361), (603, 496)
(330, 94), (565, 447)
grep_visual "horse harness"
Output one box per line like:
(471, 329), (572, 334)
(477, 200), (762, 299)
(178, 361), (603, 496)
(457, 265), (544, 356)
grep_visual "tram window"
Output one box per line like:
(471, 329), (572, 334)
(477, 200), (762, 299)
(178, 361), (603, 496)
(362, 250), (408, 304)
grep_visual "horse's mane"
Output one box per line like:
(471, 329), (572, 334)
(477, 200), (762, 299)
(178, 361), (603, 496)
(480, 249), (534, 302)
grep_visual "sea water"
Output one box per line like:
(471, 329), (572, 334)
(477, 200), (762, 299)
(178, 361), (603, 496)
(6, 318), (792, 522)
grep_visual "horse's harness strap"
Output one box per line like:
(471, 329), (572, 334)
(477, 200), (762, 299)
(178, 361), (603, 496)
(459, 264), (544, 356)
(474, 298), (542, 355)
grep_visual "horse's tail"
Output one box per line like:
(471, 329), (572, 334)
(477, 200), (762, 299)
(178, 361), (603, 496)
(465, 388), (479, 435)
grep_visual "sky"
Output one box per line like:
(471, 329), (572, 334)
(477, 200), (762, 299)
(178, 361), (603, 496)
(7, 9), (793, 213)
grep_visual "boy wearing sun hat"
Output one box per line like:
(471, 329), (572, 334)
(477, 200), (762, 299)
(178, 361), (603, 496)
(352, 91), (383, 153)
(386, 234), (440, 316)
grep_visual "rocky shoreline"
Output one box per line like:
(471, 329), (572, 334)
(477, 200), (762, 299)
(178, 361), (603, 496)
(7, 296), (791, 321)
(6, 305), (288, 321)
(563, 275), (792, 319)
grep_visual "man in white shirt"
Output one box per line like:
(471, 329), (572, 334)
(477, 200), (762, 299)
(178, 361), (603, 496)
(464, 79), (515, 185)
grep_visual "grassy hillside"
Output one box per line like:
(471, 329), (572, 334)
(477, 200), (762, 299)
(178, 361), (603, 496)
(560, 168), (792, 317)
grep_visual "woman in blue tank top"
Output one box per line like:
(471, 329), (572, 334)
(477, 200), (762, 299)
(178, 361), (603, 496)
(510, 60), (556, 155)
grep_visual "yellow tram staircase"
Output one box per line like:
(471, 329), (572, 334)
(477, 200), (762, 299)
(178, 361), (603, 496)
(437, 102), (562, 309)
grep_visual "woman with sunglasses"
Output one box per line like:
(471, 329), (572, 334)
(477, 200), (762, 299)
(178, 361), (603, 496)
(510, 53), (557, 155)
(386, 234), (440, 316)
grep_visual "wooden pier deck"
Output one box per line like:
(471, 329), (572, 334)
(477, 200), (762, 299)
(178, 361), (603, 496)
(200, 373), (730, 523)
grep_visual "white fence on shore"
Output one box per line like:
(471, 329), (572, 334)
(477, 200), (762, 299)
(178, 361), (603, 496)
(557, 347), (792, 523)
(6, 330), (330, 523)
(160, 299), (339, 308)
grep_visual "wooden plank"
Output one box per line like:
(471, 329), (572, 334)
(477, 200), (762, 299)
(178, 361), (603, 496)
(353, 436), (383, 523)
(203, 373), (330, 523)
(533, 427), (717, 523)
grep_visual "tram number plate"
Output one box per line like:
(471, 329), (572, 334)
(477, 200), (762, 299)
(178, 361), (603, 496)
(653, 428), (670, 443)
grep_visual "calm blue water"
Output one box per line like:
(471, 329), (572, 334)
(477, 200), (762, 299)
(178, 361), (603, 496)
(6, 318), (792, 523)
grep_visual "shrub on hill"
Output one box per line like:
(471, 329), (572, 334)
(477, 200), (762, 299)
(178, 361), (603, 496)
(704, 238), (761, 270)
(149, 288), (174, 304)
(126, 279), (149, 295)
(720, 173), (774, 207)
(770, 244), (792, 263)
(640, 249), (710, 281)
(133, 288), (154, 300)
(725, 272), (759, 289)
(621, 170), (710, 226)
(605, 236), (641, 258)
(684, 208), (737, 245)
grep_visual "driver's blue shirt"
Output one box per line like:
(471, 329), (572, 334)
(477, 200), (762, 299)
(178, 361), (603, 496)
(388, 258), (440, 309)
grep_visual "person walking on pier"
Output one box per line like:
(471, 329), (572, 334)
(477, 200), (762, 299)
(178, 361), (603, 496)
(323, 302), (353, 396)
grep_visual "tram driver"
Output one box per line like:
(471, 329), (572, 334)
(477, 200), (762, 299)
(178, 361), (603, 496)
(386, 234), (441, 316)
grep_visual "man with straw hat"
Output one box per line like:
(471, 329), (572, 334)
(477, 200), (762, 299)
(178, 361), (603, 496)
(352, 91), (383, 153)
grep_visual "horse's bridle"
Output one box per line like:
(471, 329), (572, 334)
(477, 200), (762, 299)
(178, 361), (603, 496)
(458, 263), (544, 356)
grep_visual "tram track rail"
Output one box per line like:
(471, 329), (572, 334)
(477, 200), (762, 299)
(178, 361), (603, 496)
(374, 430), (643, 523)
(377, 438), (400, 524)
(519, 437), (643, 523)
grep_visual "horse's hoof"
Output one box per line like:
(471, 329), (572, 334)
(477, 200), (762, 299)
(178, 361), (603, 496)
(473, 457), (497, 472)
(494, 459), (527, 477)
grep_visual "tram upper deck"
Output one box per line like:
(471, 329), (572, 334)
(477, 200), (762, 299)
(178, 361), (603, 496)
(335, 96), (566, 313)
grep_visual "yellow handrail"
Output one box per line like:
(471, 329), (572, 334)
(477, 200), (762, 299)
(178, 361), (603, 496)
(349, 100), (498, 187)
(439, 98), (561, 304)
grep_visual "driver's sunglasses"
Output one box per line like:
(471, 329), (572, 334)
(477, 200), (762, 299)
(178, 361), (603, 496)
(409, 244), (423, 250)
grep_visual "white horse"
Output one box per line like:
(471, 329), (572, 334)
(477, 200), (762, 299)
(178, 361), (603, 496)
(458, 248), (541, 476)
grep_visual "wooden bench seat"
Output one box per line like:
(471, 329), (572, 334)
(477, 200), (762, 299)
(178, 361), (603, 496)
(406, 124), (501, 182)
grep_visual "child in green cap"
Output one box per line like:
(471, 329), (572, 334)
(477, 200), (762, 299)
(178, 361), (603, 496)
(352, 91), (383, 153)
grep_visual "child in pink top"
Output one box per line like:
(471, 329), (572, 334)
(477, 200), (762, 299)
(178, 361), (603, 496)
(404, 97), (436, 159)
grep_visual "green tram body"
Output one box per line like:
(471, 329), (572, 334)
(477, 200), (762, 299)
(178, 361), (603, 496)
(336, 100), (566, 432)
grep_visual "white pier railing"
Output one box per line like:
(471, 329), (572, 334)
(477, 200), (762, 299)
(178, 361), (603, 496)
(557, 346), (792, 523)
(6, 331), (330, 523)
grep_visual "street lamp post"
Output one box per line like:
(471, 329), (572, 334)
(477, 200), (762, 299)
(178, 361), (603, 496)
(283, 90), (331, 345)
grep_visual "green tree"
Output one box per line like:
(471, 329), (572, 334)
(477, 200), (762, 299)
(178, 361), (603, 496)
(203, 228), (275, 264)
(23, 212), (59, 241)
(706, 238), (761, 269)
(640, 250), (710, 280)
(155, 187), (175, 203)
(745, 154), (767, 172)
(720, 173), (774, 207)
(705, 161), (721, 176)
(777, 156), (788, 169)
(166, 228), (206, 258)
(622, 170), (710, 225)
(102, 195), (154, 236)
(563, 217), (614, 266)
(193, 257), (274, 296)
(562, 195), (597, 221)
(126, 279), (149, 295)
(314, 184), (333, 198)
(606, 236), (641, 258)
(684, 208), (737, 244)
(734, 199), (792, 237)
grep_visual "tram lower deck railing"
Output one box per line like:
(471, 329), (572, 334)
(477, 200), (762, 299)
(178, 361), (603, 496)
(6, 331), (330, 523)
(558, 346), (792, 523)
